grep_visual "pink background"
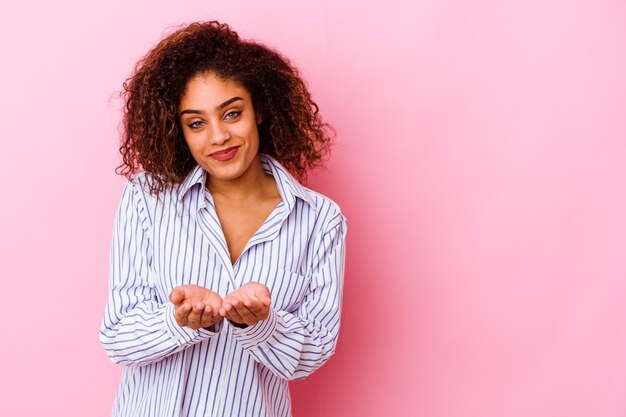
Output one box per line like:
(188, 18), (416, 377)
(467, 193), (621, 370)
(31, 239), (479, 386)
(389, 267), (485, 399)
(1, 1), (625, 416)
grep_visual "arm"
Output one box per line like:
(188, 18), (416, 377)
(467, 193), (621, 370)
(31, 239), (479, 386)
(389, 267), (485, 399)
(230, 213), (347, 380)
(99, 180), (222, 367)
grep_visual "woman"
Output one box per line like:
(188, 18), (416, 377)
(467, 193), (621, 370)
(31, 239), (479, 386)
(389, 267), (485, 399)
(100, 21), (347, 417)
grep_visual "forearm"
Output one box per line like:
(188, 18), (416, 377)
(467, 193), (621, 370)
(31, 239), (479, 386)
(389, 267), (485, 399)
(100, 301), (222, 367)
(231, 307), (340, 380)
(101, 181), (225, 366)
(232, 215), (346, 380)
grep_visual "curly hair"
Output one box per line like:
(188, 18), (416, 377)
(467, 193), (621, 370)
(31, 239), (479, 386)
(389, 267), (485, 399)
(117, 21), (333, 194)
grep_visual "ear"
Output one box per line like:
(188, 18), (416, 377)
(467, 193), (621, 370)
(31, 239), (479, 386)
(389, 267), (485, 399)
(256, 111), (263, 124)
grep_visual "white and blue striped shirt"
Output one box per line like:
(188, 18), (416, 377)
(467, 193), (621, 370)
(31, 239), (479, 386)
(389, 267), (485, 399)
(100, 154), (347, 417)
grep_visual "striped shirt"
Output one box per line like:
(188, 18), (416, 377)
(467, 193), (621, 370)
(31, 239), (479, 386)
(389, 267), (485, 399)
(100, 154), (347, 417)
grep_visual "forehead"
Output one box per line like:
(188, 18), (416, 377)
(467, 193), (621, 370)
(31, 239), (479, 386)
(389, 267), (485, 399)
(179, 72), (251, 108)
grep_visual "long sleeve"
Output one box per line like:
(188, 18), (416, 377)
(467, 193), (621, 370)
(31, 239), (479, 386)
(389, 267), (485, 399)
(231, 213), (347, 380)
(99, 180), (221, 367)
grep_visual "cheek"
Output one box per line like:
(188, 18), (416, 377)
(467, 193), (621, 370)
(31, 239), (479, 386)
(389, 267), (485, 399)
(239, 124), (260, 147)
(183, 134), (203, 154)
(184, 132), (202, 152)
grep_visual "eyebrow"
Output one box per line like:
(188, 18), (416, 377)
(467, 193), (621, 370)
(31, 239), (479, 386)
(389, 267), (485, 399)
(179, 96), (244, 117)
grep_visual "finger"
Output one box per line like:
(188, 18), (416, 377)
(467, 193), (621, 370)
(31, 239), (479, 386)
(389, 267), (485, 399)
(212, 310), (222, 324)
(209, 301), (222, 324)
(170, 287), (185, 305)
(250, 301), (270, 321)
(200, 304), (215, 328)
(224, 303), (245, 323)
(240, 292), (256, 308)
(219, 300), (231, 317)
(229, 297), (246, 314)
(232, 296), (251, 315)
(228, 291), (245, 304)
(251, 284), (270, 297)
(232, 297), (250, 321)
(259, 295), (271, 307)
(231, 292), (261, 323)
(187, 302), (205, 329)
(222, 301), (242, 319)
(237, 293), (260, 313)
(220, 293), (242, 316)
(251, 288), (271, 307)
(175, 302), (192, 326)
(245, 299), (267, 316)
(187, 302), (204, 329)
(208, 294), (223, 312)
(233, 302), (258, 324)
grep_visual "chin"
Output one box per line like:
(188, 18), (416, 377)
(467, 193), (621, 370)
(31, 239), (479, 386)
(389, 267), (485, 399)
(205, 161), (248, 181)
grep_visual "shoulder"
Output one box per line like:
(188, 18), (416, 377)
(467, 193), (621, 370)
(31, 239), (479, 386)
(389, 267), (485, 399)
(300, 185), (347, 234)
(261, 154), (346, 231)
(123, 171), (186, 203)
(117, 172), (184, 225)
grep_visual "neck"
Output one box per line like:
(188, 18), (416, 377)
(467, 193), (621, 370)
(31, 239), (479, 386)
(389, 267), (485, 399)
(206, 155), (271, 202)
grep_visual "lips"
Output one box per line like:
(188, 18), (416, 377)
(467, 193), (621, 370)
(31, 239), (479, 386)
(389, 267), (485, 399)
(209, 146), (240, 162)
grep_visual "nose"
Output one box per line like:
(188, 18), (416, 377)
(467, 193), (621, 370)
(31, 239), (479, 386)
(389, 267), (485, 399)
(209, 121), (230, 146)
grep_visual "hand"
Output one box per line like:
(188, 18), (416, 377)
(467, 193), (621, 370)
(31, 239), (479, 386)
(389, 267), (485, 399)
(220, 282), (272, 328)
(170, 285), (223, 330)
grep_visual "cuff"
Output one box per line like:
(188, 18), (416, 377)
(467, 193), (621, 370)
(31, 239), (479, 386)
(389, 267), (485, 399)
(199, 319), (224, 336)
(163, 302), (222, 346)
(232, 307), (278, 350)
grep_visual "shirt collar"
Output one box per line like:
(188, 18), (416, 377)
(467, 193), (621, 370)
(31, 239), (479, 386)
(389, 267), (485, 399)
(177, 164), (206, 201)
(176, 154), (317, 211)
(259, 154), (317, 210)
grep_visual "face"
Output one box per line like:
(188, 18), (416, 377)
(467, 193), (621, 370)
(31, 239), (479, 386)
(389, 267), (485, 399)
(178, 72), (262, 183)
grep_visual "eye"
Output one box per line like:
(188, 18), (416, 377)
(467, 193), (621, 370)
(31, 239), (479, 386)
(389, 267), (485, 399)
(224, 110), (241, 120)
(188, 120), (205, 129)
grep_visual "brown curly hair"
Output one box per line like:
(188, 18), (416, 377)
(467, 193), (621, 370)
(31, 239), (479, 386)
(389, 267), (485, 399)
(117, 21), (333, 194)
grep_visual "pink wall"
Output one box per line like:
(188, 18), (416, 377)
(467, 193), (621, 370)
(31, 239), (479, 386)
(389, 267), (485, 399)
(1, 1), (625, 416)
